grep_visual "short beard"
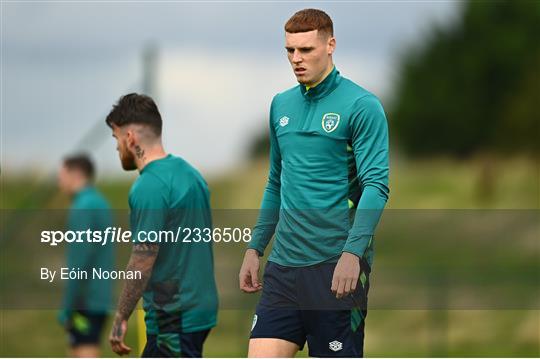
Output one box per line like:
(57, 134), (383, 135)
(296, 74), (315, 87)
(120, 151), (137, 171)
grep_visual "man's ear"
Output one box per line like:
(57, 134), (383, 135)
(125, 128), (136, 150)
(328, 36), (336, 55)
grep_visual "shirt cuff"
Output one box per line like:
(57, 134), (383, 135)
(342, 234), (373, 258)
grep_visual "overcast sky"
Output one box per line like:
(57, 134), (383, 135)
(2, 1), (461, 178)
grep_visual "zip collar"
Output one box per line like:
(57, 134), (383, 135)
(73, 185), (94, 202)
(300, 66), (341, 101)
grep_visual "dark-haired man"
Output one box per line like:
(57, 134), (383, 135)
(239, 9), (390, 357)
(58, 154), (114, 357)
(106, 93), (218, 357)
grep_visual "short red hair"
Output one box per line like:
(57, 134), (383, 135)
(284, 8), (334, 37)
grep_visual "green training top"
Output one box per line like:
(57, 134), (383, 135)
(129, 154), (218, 334)
(63, 186), (114, 313)
(249, 67), (390, 267)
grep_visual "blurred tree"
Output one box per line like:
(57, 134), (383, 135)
(392, 0), (540, 157)
(248, 122), (271, 160)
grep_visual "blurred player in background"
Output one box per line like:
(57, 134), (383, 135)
(105, 93), (218, 357)
(239, 8), (390, 357)
(57, 154), (114, 357)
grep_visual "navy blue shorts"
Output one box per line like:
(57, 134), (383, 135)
(250, 260), (370, 357)
(67, 310), (108, 348)
(142, 329), (210, 358)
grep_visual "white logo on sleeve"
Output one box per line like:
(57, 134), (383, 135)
(251, 314), (258, 331)
(329, 340), (343, 352)
(279, 116), (289, 127)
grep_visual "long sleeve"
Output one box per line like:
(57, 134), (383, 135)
(248, 99), (282, 256)
(343, 95), (390, 258)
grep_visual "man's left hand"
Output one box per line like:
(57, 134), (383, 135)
(331, 252), (360, 299)
(109, 313), (131, 356)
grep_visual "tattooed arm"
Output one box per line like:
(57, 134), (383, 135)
(109, 243), (159, 356)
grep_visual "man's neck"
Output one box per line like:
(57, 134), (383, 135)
(135, 145), (168, 171)
(306, 63), (334, 89)
(70, 182), (89, 197)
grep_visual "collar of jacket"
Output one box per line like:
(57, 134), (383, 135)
(74, 185), (93, 200)
(300, 66), (341, 101)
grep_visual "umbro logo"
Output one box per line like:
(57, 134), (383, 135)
(279, 116), (289, 127)
(329, 340), (343, 352)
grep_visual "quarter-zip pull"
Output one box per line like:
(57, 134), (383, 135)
(298, 99), (310, 131)
(302, 99), (317, 131)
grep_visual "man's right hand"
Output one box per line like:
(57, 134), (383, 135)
(239, 249), (263, 293)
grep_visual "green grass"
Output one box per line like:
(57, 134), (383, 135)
(2, 156), (537, 210)
(1, 309), (537, 357)
(1, 157), (538, 356)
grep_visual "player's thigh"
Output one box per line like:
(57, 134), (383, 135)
(248, 338), (299, 358)
(69, 344), (100, 358)
(250, 307), (306, 351)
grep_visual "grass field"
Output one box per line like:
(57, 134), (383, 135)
(1, 156), (538, 356)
